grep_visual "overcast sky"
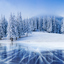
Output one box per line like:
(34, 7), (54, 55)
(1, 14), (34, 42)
(0, 0), (64, 20)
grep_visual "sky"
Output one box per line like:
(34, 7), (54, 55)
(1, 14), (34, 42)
(0, 0), (64, 20)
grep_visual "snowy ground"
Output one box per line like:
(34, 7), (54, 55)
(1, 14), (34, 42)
(0, 32), (64, 51)
(14, 32), (64, 51)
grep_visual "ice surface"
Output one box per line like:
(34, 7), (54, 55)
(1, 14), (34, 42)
(0, 44), (64, 64)
(0, 32), (64, 64)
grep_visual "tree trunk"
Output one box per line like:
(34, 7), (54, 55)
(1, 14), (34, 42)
(19, 36), (21, 38)
(16, 37), (17, 40)
(11, 38), (13, 41)
(10, 38), (13, 45)
(10, 38), (11, 40)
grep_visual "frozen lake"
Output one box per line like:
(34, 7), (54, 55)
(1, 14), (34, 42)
(0, 44), (64, 64)
(0, 32), (64, 64)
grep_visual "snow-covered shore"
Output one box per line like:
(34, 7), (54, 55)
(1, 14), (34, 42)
(0, 32), (64, 51)
(15, 32), (64, 51)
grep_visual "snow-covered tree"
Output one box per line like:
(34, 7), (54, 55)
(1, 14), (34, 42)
(0, 16), (8, 39)
(38, 17), (43, 31)
(30, 19), (34, 31)
(31, 18), (38, 31)
(28, 16), (62, 34)
(7, 14), (16, 41)
(47, 17), (52, 32)
(23, 19), (26, 35)
(61, 18), (64, 33)
(55, 19), (60, 33)
(0, 22), (4, 39)
(25, 19), (31, 36)
(15, 20), (19, 40)
(27, 19), (31, 34)
(42, 17), (47, 31)
(0, 16), (8, 36)
(17, 13), (23, 38)
(52, 17), (56, 33)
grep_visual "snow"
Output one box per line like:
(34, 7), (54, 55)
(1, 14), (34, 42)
(15, 32), (64, 51)
(0, 32), (64, 51)
(0, 32), (64, 64)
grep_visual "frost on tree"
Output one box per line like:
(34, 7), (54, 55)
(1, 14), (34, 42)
(25, 19), (31, 36)
(38, 17), (43, 31)
(0, 16), (8, 39)
(0, 22), (4, 39)
(61, 18), (64, 33)
(28, 19), (31, 34)
(28, 19), (33, 31)
(7, 14), (16, 41)
(0, 16), (8, 37)
(15, 20), (19, 40)
(47, 17), (52, 33)
(30, 18), (34, 31)
(42, 17), (47, 31)
(17, 13), (23, 38)
(28, 16), (62, 34)
(22, 19), (26, 34)
(56, 19), (61, 33)
(52, 17), (56, 33)
(33, 18), (38, 31)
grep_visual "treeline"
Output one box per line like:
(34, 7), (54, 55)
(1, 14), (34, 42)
(29, 16), (63, 33)
(0, 13), (31, 41)
(0, 13), (64, 41)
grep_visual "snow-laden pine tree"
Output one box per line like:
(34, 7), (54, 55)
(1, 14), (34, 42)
(61, 18), (64, 33)
(22, 19), (26, 34)
(25, 19), (31, 36)
(17, 13), (23, 38)
(28, 19), (31, 34)
(15, 20), (19, 40)
(55, 19), (60, 33)
(33, 18), (38, 31)
(28, 19), (33, 31)
(30, 18), (34, 31)
(42, 17), (47, 31)
(0, 22), (4, 39)
(47, 17), (52, 32)
(0, 16), (8, 36)
(52, 16), (56, 33)
(38, 17), (43, 31)
(7, 14), (16, 41)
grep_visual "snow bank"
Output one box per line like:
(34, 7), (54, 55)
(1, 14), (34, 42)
(0, 32), (64, 52)
(15, 32), (64, 51)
